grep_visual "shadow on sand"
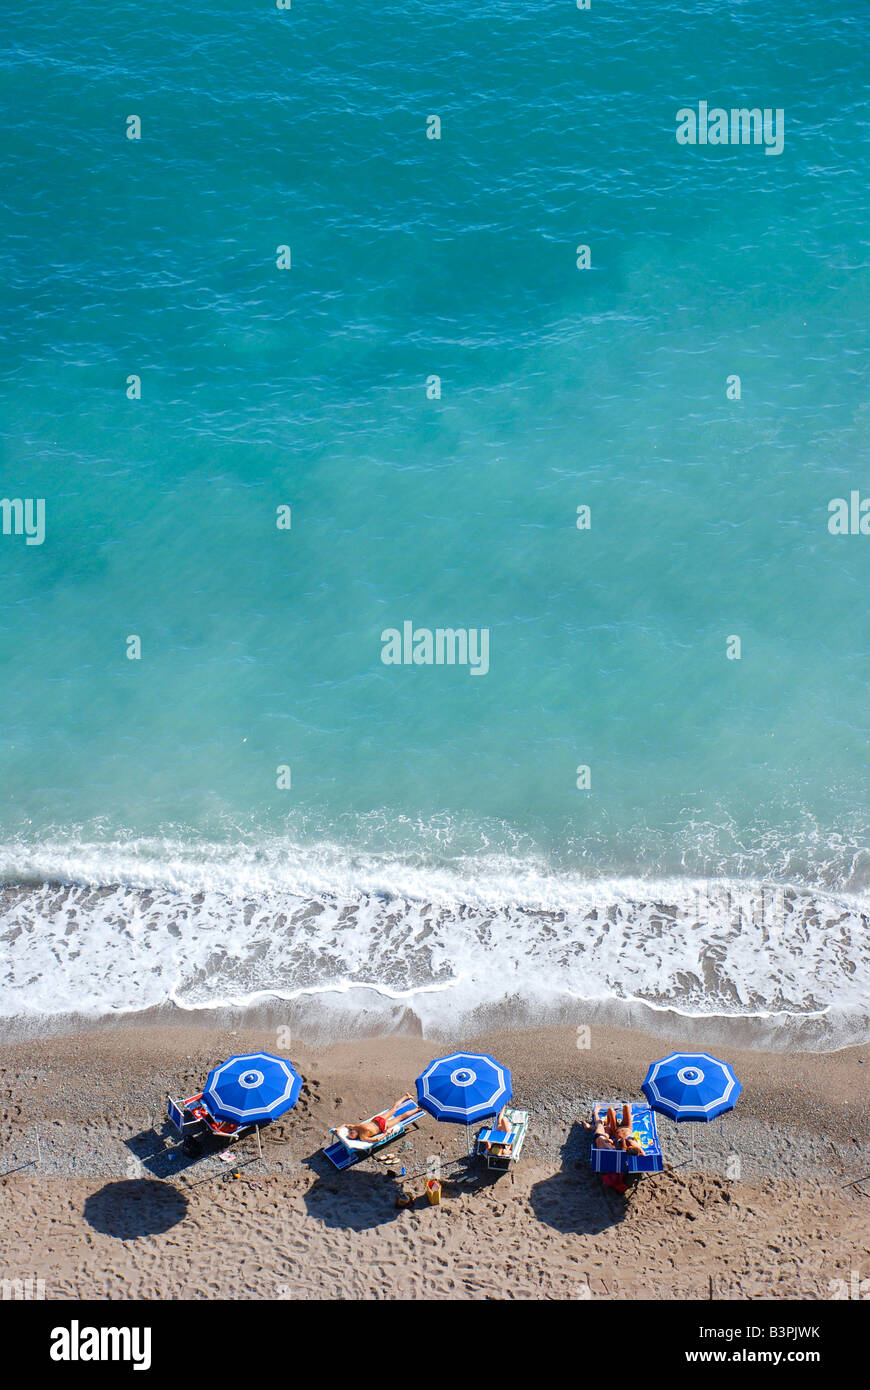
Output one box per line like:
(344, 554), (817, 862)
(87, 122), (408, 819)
(529, 1121), (629, 1235)
(301, 1141), (508, 1231)
(84, 1179), (188, 1238)
(124, 1124), (201, 1180)
(124, 1122), (262, 1183)
(303, 1167), (404, 1231)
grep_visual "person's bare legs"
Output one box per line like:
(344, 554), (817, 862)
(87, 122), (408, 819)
(498, 1107), (514, 1150)
(622, 1103), (632, 1131)
(379, 1094), (415, 1125)
(483, 1106), (507, 1151)
(606, 1107), (619, 1137)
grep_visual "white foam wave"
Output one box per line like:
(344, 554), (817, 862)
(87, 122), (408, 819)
(1, 834), (868, 1042)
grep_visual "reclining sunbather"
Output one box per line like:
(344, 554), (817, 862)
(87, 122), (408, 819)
(607, 1103), (645, 1155)
(592, 1104), (616, 1150)
(343, 1093), (416, 1143)
(591, 1103), (645, 1155)
(482, 1106), (515, 1154)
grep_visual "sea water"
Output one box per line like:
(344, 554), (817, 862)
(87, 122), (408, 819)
(1, 1), (869, 1041)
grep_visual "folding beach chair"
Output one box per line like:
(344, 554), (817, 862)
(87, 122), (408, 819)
(167, 1096), (195, 1135)
(323, 1096), (425, 1170)
(167, 1093), (249, 1146)
(589, 1102), (664, 1176)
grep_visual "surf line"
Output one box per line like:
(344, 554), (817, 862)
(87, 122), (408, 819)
(381, 622), (490, 676)
(676, 102), (784, 156)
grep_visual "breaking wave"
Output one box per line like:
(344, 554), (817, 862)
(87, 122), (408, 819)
(1, 829), (868, 1047)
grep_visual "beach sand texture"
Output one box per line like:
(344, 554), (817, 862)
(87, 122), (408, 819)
(1, 1023), (868, 1300)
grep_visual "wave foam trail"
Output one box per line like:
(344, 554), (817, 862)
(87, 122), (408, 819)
(1, 837), (868, 1043)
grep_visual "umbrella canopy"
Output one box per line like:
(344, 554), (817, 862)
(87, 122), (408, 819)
(203, 1052), (303, 1125)
(642, 1051), (742, 1123)
(416, 1051), (512, 1126)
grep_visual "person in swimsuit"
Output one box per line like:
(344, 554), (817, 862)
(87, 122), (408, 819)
(592, 1104), (616, 1149)
(482, 1105), (514, 1154)
(344, 1093), (415, 1143)
(590, 1104), (644, 1155)
(606, 1103), (645, 1156)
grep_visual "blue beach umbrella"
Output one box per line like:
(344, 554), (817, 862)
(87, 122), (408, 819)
(642, 1051), (742, 1162)
(203, 1052), (303, 1126)
(416, 1052), (512, 1134)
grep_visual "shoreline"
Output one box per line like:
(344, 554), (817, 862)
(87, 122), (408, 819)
(0, 990), (866, 1054)
(0, 1020), (867, 1298)
(4, 870), (869, 1053)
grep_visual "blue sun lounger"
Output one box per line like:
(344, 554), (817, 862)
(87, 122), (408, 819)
(323, 1096), (425, 1171)
(589, 1102), (664, 1175)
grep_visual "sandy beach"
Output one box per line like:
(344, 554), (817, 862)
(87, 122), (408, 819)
(1, 1018), (868, 1301)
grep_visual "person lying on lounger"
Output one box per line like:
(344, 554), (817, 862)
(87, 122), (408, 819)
(606, 1103), (645, 1155)
(592, 1104), (616, 1150)
(591, 1104), (645, 1155)
(482, 1106), (515, 1154)
(343, 1093), (416, 1143)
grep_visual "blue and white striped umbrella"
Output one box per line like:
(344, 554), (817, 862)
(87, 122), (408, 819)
(642, 1052), (742, 1123)
(416, 1052), (512, 1126)
(203, 1052), (303, 1126)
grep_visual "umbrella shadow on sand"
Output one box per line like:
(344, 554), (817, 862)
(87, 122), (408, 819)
(302, 1152), (407, 1232)
(529, 1122), (628, 1236)
(84, 1179), (188, 1239)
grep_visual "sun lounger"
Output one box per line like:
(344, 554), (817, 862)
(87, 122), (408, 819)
(475, 1107), (529, 1171)
(323, 1097), (425, 1171)
(589, 1102), (663, 1175)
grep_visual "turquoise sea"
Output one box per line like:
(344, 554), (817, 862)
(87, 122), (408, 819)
(1, 2), (869, 1038)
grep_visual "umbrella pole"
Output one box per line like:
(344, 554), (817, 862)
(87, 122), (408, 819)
(256, 1126), (262, 1162)
(690, 1127), (695, 1165)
